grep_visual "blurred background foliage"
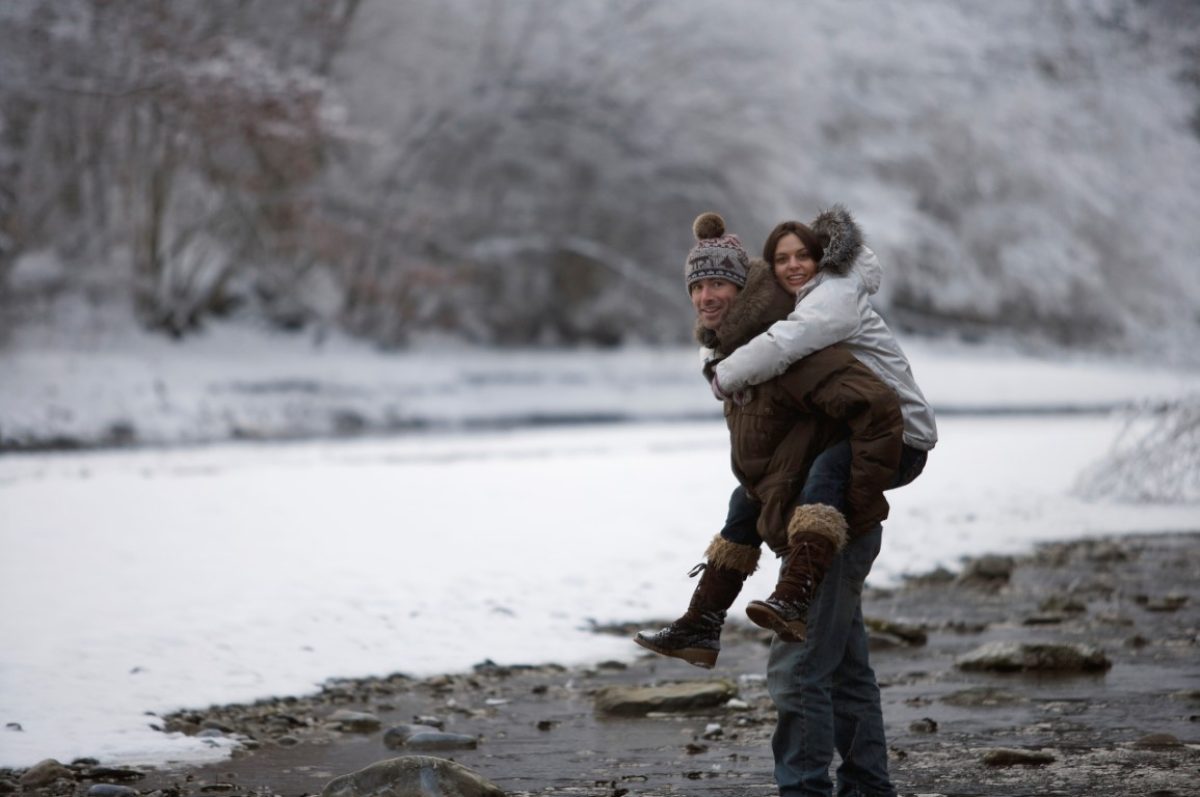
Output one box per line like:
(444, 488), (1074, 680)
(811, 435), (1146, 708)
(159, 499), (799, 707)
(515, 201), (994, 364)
(2, 0), (1198, 358)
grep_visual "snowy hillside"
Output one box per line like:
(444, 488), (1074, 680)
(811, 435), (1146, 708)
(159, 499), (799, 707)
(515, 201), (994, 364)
(340, 0), (1200, 356)
(3, 0), (1200, 356)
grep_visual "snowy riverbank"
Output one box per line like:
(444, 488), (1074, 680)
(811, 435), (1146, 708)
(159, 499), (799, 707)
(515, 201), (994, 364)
(4, 322), (1200, 451)
(2, 325), (1199, 768)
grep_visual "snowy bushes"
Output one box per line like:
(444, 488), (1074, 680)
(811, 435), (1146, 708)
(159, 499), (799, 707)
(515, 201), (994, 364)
(1076, 398), (1200, 504)
(2, 0), (1200, 354)
(0, 0), (356, 337)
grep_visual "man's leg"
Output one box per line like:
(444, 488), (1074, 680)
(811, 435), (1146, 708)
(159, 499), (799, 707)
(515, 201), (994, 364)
(767, 526), (885, 796)
(831, 599), (893, 797)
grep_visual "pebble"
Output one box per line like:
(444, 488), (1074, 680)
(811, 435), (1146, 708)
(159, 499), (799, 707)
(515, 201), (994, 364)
(1132, 733), (1184, 749)
(941, 687), (1024, 707)
(19, 759), (72, 788)
(1143, 593), (1188, 612)
(865, 617), (928, 646)
(412, 714), (445, 729)
(957, 555), (1015, 586)
(981, 748), (1056, 767)
(956, 641), (1111, 673)
(326, 709), (381, 732)
(1039, 594), (1087, 614)
(86, 768), (145, 783)
(382, 724), (443, 750)
(320, 756), (503, 797)
(1084, 541), (1129, 563)
(404, 731), (479, 751)
(594, 680), (737, 717)
(868, 631), (907, 650)
(87, 786), (139, 797)
(910, 718), (938, 733)
(1022, 613), (1066, 625)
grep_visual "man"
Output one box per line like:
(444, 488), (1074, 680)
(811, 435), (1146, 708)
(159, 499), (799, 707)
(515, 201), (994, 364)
(637, 212), (904, 797)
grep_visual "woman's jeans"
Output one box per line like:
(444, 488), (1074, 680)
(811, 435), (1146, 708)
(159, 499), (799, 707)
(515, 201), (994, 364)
(719, 441), (927, 545)
(767, 525), (892, 797)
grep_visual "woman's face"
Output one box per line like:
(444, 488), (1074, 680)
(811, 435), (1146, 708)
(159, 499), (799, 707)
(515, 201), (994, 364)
(772, 233), (817, 295)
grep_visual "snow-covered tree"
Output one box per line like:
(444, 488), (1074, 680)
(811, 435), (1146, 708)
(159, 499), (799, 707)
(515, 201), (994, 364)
(1075, 397), (1200, 504)
(0, 0), (358, 336)
(3, 0), (1199, 355)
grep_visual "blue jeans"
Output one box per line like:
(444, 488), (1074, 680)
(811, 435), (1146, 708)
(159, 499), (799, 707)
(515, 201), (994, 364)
(767, 524), (892, 797)
(719, 483), (764, 546)
(800, 441), (927, 511)
(719, 442), (927, 545)
(720, 441), (925, 796)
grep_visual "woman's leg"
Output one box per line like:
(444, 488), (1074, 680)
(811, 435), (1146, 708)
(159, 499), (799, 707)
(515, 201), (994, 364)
(799, 440), (853, 509)
(746, 442), (852, 641)
(719, 484), (765, 545)
(634, 485), (761, 667)
(889, 444), (927, 490)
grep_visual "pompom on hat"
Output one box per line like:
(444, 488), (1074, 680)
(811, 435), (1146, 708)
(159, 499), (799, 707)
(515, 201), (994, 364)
(685, 212), (750, 290)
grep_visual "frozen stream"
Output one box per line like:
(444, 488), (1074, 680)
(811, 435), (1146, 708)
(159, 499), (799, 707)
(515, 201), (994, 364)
(1, 415), (1198, 768)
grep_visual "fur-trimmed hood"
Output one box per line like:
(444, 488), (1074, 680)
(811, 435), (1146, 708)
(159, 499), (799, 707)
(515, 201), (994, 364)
(696, 259), (795, 356)
(810, 204), (863, 277)
(803, 204), (881, 297)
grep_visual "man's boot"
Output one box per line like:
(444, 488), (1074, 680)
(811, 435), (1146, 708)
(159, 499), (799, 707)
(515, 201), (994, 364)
(745, 504), (847, 642)
(634, 536), (760, 668)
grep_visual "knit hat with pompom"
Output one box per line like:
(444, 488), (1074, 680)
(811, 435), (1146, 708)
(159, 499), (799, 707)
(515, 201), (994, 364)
(685, 212), (750, 290)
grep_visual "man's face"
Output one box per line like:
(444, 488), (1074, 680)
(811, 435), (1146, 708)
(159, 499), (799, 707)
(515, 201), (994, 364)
(773, 233), (817, 295)
(690, 277), (740, 330)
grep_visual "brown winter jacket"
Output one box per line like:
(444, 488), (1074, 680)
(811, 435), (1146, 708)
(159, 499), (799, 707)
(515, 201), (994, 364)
(700, 260), (904, 554)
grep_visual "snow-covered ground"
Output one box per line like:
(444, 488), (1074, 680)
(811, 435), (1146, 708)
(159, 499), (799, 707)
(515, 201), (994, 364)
(1, 329), (1199, 769)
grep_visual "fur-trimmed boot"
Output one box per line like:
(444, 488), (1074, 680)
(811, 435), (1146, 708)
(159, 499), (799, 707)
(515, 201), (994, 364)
(633, 536), (760, 669)
(745, 504), (848, 642)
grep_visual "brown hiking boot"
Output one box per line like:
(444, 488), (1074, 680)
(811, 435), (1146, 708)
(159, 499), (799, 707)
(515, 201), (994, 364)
(745, 504), (847, 642)
(634, 536), (759, 668)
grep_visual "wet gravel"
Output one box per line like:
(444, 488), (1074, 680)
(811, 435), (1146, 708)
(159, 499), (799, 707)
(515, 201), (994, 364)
(4, 532), (1198, 797)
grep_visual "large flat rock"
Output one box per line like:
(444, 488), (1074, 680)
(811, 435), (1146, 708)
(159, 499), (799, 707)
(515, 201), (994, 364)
(594, 680), (737, 716)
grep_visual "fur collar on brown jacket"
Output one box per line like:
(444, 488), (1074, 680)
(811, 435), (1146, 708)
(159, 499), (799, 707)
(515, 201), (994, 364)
(696, 259), (794, 354)
(698, 259), (903, 553)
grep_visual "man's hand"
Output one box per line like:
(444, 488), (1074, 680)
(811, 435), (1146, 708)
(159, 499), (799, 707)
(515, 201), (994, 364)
(703, 359), (730, 402)
(731, 387), (753, 406)
(703, 360), (752, 405)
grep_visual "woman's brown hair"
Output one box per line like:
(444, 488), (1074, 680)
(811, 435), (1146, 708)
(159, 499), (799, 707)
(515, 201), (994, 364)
(762, 221), (825, 268)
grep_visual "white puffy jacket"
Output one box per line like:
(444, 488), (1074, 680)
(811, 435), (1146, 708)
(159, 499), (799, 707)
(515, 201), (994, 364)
(713, 245), (937, 450)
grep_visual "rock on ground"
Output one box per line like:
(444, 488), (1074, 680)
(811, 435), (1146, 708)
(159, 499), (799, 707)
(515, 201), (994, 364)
(593, 679), (738, 717)
(321, 756), (503, 797)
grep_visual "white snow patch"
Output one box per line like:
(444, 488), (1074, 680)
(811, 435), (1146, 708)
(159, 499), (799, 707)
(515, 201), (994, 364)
(1, 413), (1198, 768)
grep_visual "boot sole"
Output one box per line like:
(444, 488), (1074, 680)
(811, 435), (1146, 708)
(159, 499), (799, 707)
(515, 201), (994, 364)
(744, 601), (807, 643)
(632, 634), (718, 669)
